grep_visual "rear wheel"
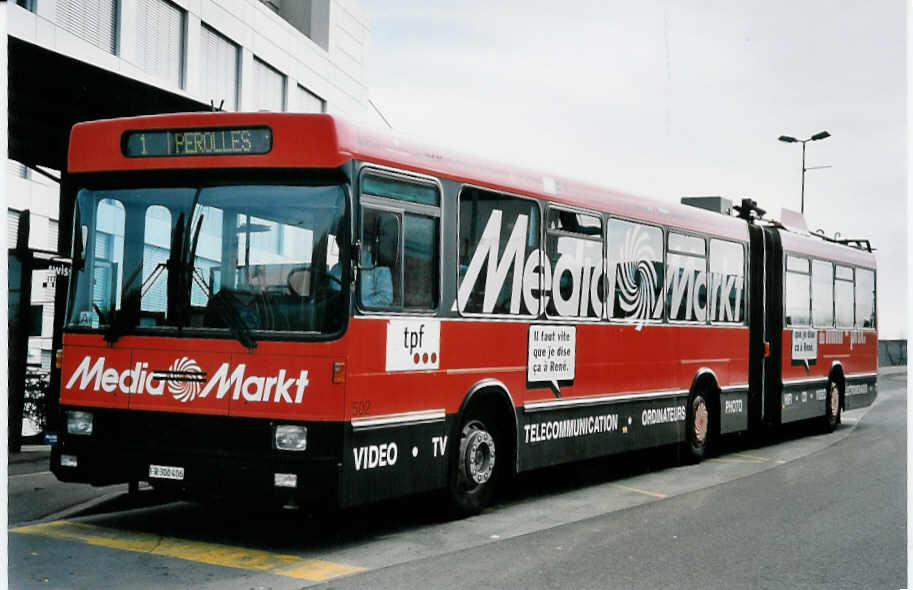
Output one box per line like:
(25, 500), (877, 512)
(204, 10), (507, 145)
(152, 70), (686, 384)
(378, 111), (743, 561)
(823, 380), (841, 433)
(446, 415), (498, 516)
(682, 392), (711, 463)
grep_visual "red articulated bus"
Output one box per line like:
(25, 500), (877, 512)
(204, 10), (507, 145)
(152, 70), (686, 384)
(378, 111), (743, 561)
(52, 113), (877, 514)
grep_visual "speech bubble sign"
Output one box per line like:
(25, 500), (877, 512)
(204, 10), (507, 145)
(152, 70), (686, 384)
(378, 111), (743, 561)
(527, 325), (576, 395)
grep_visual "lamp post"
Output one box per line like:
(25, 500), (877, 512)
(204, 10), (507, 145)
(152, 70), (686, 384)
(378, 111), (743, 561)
(778, 131), (831, 214)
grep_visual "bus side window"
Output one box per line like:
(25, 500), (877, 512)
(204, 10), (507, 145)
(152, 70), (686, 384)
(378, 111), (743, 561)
(403, 214), (439, 309)
(834, 265), (854, 327)
(606, 218), (664, 322)
(666, 232), (707, 323)
(545, 208), (603, 320)
(812, 260), (834, 328)
(359, 173), (442, 312)
(784, 255), (811, 327)
(854, 268), (875, 329)
(708, 239), (745, 323)
(457, 187), (540, 316)
(360, 209), (401, 308)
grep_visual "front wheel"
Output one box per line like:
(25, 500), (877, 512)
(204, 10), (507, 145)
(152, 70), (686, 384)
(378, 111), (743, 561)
(446, 416), (498, 516)
(823, 380), (841, 433)
(682, 392), (711, 464)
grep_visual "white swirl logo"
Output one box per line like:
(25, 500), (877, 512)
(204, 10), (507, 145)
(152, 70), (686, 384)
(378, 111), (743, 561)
(167, 357), (204, 403)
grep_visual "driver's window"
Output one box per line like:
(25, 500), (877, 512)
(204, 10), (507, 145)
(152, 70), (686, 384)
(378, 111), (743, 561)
(359, 208), (401, 308)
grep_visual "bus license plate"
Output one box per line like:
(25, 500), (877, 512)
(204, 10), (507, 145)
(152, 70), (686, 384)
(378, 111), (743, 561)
(149, 464), (184, 480)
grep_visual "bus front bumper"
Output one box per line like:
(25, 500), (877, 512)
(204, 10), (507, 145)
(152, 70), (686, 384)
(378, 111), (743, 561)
(51, 441), (341, 505)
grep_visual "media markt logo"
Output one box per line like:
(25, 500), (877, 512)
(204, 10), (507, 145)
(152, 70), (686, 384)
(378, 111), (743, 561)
(158, 357), (205, 403)
(65, 355), (310, 404)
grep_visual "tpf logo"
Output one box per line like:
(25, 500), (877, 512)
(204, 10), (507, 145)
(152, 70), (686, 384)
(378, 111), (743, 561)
(386, 319), (440, 372)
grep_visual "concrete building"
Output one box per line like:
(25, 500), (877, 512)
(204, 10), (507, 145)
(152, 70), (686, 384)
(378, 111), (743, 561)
(6, 0), (372, 376)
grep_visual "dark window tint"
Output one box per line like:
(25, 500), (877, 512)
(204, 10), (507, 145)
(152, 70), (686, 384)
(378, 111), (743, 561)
(666, 232), (707, 322)
(607, 219), (663, 321)
(359, 209), (401, 308)
(708, 239), (745, 323)
(458, 188), (540, 315)
(812, 260), (834, 327)
(403, 214), (439, 308)
(29, 305), (43, 337)
(545, 208), (603, 319)
(784, 255), (810, 326)
(362, 175), (440, 206)
(855, 268), (875, 328)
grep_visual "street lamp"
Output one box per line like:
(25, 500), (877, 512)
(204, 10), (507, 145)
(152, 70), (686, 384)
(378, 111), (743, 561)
(778, 131), (831, 215)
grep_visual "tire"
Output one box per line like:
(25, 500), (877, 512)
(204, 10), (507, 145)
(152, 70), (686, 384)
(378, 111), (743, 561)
(682, 391), (711, 464)
(823, 379), (841, 433)
(446, 414), (498, 517)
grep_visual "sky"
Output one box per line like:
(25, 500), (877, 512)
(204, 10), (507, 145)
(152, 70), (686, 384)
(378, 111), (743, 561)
(358, 0), (907, 339)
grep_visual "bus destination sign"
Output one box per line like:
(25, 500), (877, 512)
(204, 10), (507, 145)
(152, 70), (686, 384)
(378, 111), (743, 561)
(123, 127), (272, 157)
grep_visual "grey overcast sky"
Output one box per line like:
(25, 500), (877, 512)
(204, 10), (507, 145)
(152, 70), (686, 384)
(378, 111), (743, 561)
(358, 1), (907, 339)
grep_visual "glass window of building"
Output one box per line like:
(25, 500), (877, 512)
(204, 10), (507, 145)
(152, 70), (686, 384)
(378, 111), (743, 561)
(136, 0), (185, 88)
(296, 85), (325, 113)
(200, 24), (239, 111)
(56, 0), (118, 54)
(254, 58), (286, 112)
(7, 160), (28, 179)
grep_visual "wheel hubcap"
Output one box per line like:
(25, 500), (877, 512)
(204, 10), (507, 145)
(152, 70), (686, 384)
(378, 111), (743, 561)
(462, 428), (495, 486)
(694, 398), (708, 444)
(830, 383), (839, 417)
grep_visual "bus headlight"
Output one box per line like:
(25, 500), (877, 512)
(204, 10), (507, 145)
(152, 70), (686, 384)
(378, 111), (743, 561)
(274, 425), (307, 451)
(66, 410), (94, 436)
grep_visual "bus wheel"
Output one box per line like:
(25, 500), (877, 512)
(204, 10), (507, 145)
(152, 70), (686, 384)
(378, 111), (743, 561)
(447, 416), (498, 516)
(682, 392), (711, 463)
(823, 380), (841, 433)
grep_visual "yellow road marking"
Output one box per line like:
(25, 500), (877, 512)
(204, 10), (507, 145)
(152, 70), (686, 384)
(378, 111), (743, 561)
(611, 484), (667, 498)
(11, 521), (363, 582)
(733, 453), (770, 462)
(709, 457), (768, 464)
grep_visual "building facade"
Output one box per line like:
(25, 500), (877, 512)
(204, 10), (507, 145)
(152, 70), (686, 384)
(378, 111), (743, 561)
(7, 0), (372, 375)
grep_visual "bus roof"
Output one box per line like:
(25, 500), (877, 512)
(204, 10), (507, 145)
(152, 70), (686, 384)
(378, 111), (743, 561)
(67, 112), (870, 253)
(779, 229), (876, 269)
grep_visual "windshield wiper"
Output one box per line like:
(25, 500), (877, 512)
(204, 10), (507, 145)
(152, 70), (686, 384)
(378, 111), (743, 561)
(207, 290), (258, 349)
(101, 288), (142, 345)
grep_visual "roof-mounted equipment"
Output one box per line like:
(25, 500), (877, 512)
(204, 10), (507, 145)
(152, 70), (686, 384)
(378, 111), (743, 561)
(732, 198), (766, 223)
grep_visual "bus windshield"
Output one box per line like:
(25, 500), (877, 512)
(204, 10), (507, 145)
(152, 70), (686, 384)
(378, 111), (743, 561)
(66, 183), (349, 343)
